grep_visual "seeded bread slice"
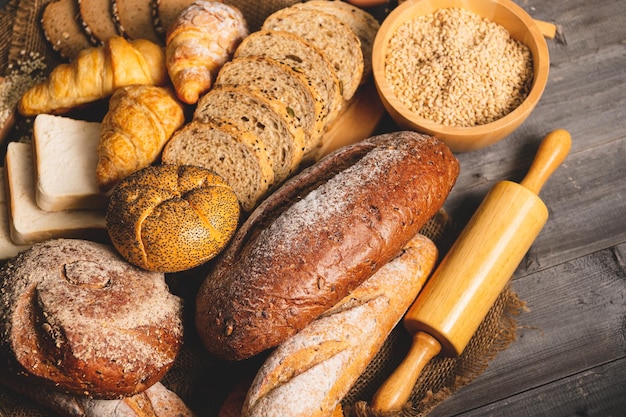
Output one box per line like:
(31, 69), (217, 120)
(162, 121), (274, 212)
(262, 7), (363, 101)
(215, 56), (321, 153)
(113, 0), (162, 43)
(194, 86), (305, 184)
(291, 0), (379, 81)
(78, 0), (120, 45)
(234, 30), (344, 134)
(152, 0), (196, 35)
(41, 0), (93, 59)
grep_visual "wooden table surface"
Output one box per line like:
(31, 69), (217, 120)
(418, 0), (626, 415)
(0, 0), (624, 416)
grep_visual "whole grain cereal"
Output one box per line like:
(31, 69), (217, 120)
(385, 8), (533, 127)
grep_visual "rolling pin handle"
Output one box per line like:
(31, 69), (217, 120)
(371, 331), (441, 413)
(520, 129), (572, 195)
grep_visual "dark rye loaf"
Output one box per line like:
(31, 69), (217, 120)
(195, 131), (460, 361)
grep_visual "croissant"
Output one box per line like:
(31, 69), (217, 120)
(165, 1), (248, 104)
(18, 36), (168, 116)
(96, 85), (186, 191)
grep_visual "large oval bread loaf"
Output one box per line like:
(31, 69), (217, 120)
(0, 239), (184, 399)
(195, 131), (460, 360)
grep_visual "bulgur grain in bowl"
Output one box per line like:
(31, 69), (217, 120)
(372, 0), (550, 152)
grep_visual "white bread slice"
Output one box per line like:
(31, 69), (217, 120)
(290, 0), (380, 81)
(4, 142), (107, 245)
(194, 85), (305, 184)
(32, 114), (109, 212)
(0, 171), (30, 259)
(215, 56), (322, 153)
(78, 0), (120, 45)
(162, 120), (274, 212)
(234, 30), (345, 134)
(262, 7), (364, 101)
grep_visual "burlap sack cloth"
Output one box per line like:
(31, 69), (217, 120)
(0, 1), (527, 416)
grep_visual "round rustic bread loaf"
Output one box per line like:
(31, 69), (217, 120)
(0, 238), (184, 399)
(106, 164), (240, 272)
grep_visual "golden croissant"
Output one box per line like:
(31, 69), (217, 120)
(18, 37), (168, 116)
(166, 1), (248, 104)
(96, 85), (186, 191)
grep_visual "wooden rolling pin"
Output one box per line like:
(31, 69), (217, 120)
(371, 129), (572, 413)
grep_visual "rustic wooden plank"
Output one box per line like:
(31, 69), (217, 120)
(427, 245), (626, 416)
(435, 358), (626, 417)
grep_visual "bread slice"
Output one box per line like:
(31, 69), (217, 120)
(4, 142), (107, 245)
(0, 171), (30, 260)
(78, 0), (120, 45)
(113, 0), (162, 43)
(215, 56), (321, 153)
(234, 30), (344, 134)
(194, 86), (305, 184)
(152, 0), (196, 35)
(291, 0), (380, 81)
(162, 121), (274, 212)
(32, 114), (108, 212)
(262, 7), (364, 101)
(41, 0), (94, 59)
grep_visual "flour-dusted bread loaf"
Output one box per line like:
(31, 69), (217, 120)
(262, 6), (364, 101)
(33, 114), (108, 211)
(78, 0), (120, 45)
(0, 238), (184, 399)
(234, 30), (345, 135)
(106, 164), (241, 272)
(291, 0), (380, 81)
(4, 142), (107, 245)
(194, 85), (305, 185)
(162, 120), (275, 212)
(0, 171), (30, 260)
(96, 85), (186, 191)
(112, 0), (162, 43)
(41, 0), (93, 59)
(242, 233), (438, 417)
(195, 131), (460, 361)
(215, 55), (322, 153)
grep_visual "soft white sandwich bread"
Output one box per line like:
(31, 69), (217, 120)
(0, 170), (30, 259)
(4, 142), (106, 245)
(33, 114), (109, 212)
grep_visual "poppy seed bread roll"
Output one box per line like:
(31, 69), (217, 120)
(106, 164), (240, 272)
(195, 131), (460, 361)
(0, 239), (184, 399)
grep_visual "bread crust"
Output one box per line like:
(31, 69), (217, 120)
(0, 239), (184, 399)
(195, 131), (459, 360)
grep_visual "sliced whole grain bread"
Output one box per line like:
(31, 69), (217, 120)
(41, 0), (94, 59)
(194, 85), (305, 185)
(152, 0), (196, 35)
(234, 30), (344, 135)
(162, 120), (274, 212)
(78, 0), (120, 45)
(214, 55), (321, 153)
(262, 7), (363, 101)
(291, 0), (379, 81)
(113, 0), (162, 43)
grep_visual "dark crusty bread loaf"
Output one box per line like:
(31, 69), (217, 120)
(194, 85), (305, 184)
(195, 131), (460, 360)
(0, 238), (184, 399)
(242, 233), (438, 417)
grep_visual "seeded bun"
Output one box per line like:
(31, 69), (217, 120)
(106, 164), (240, 272)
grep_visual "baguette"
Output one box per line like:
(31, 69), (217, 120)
(195, 131), (459, 361)
(243, 233), (438, 417)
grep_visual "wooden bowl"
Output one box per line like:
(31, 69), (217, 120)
(372, 0), (550, 152)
